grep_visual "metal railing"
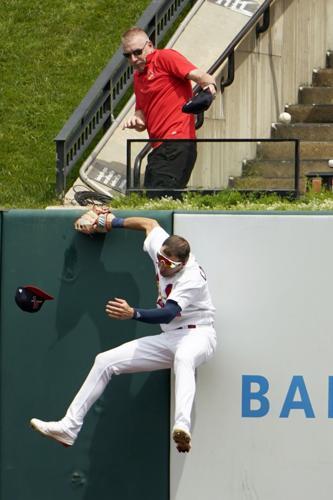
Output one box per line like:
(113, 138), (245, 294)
(54, 0), (197, 195)
(213, 0), (275, 92)
(132, 113), (204, 188)
(126, 138), (301, 198)
(132, 0), (277, 185)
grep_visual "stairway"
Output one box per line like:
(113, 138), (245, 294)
(230, 50), (333, 193)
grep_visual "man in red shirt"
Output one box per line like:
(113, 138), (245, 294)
(122, 27), (217, 193)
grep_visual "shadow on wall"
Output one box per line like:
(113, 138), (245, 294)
(54, 232), (170, 500)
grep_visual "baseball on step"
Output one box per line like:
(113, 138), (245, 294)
(328, 159), (333, 168)
(278, 112), (292, 124)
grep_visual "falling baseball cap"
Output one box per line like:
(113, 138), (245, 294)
(182, 88), (213, 114)
(14, 285), (54, 313)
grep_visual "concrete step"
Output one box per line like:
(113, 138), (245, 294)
(327, 50), (333, 69)
(285, 104), (333, 123)
(229, 52), (333, 195)
(243, 159), (333, 178)
(271, 123), (333, 141)
(312, 68), (333, 87)
(257, 141), (333, 160)
(230, 176), (306, 191)
(299, 86), (333, 104)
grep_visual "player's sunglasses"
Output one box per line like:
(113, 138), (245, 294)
(123, 40), (149, 59)
(157, 251), (183, 269)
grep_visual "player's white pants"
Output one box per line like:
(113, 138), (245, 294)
(61, 325), (216, 440)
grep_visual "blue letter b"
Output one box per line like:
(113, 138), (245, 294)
(242, 375), (270, 417)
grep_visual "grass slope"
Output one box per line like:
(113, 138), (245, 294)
(2, 1), (333, 212)
(0, 0), (150, 207)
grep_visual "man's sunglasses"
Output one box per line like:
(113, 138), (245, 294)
(157, 251), (183, 269)
(123, 40), (149, 59)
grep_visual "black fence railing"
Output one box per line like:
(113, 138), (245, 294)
(126, 138), (301, 197)
(54, 0), (197, 196)
(214, 0), (275, 93)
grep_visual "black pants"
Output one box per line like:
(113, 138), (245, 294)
(144, 141), (197, 192)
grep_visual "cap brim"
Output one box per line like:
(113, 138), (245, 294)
(24, 285), (54, 300)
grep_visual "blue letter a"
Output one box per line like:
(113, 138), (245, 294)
(242, 375), (270, 417)
(280, 376), (315, 418)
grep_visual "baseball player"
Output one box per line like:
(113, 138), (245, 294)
(30, 208), (216, 453)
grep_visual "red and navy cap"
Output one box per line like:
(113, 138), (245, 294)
(15, 285), (54, 313)
(182, 88), (213, 114)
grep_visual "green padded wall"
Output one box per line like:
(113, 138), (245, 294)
(0, 209), (173, 500)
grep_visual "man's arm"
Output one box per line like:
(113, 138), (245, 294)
(187, 68), (217, 97)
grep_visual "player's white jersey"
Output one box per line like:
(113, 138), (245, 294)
(144, 226), (216, 332)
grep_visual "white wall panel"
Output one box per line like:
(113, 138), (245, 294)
(171, 213), (333, 500)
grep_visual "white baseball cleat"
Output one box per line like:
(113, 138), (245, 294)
(30, 418), (75, 447)
(172, 427), (192, 453)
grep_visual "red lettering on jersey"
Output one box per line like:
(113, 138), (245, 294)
(165, 284), (181, 317)
(157, 297), (164, 308)
(156, 283), (173, 309)
(155, 282), (181, 317)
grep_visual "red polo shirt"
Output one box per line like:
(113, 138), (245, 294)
(134, 49), (197, 146)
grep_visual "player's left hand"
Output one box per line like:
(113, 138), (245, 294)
(74, 205), (114, 234)
(105, 298), (134, 320)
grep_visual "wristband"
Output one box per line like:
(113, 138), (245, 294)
(132, 308), (141, 320)
(97, 214), (106, 229)
(111, 217), (125, 228)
